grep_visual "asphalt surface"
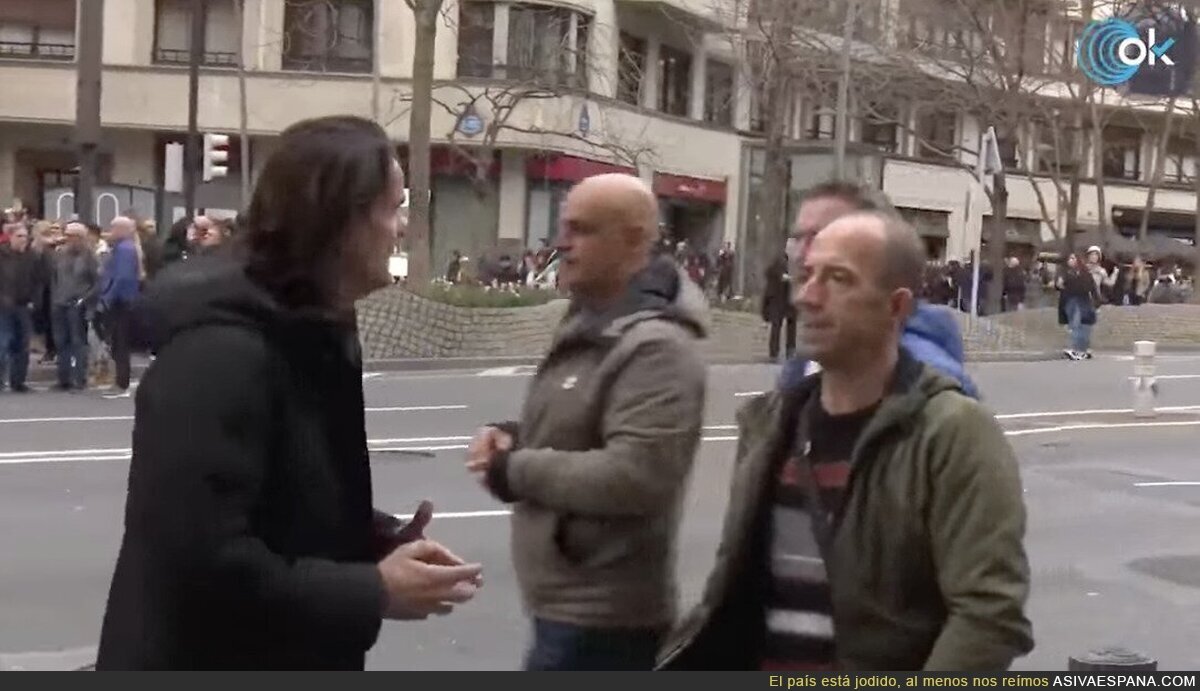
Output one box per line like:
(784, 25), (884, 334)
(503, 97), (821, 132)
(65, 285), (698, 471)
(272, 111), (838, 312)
(2, 356), (1200, 671)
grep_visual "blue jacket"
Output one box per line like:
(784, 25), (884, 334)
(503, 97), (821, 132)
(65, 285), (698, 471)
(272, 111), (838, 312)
(779, 302), (980, 399)
(100, 238), (141, 308)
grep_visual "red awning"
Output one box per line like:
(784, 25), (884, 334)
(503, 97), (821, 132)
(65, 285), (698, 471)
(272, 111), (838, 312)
(526, 154), (637, 183)
(653, 172), (726, 204)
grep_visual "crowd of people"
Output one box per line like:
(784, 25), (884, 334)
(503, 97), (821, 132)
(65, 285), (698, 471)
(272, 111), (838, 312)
(0, 207), (234, 394)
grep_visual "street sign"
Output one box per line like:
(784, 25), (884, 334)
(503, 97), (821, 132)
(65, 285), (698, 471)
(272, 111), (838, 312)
(164, 142), (184, 193)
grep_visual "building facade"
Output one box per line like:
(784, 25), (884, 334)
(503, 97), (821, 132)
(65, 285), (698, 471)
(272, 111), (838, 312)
(0, 0), (1196, 288)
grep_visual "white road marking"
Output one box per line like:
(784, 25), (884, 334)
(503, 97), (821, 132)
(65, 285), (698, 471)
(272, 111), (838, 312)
(1125, 375), (1200, 381)
(1134, 481), (1200, 487)
(5, 415), (1199, 465)
(995, 405), (1200, 420)
(478, 366), (535, 377)
(0, 404), (469, 425)
(394, 509), (512, 520)
(735, 391), (764, 397)
(362, 373), (383, 380)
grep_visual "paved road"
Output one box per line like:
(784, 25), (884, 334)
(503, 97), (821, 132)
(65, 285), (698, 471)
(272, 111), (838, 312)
(1, 355), (1200, 670)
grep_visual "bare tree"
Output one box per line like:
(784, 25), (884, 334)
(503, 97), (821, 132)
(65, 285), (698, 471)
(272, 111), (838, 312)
(403, 0), (446, 284)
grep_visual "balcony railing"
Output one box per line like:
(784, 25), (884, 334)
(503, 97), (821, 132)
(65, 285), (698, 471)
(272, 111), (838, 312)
(0, 41), (75, 60)
(154, 48), (240, 66)
(281, 54), (372, 74)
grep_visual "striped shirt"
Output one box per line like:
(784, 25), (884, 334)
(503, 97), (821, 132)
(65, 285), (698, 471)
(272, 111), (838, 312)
(761, 400), (877, 670)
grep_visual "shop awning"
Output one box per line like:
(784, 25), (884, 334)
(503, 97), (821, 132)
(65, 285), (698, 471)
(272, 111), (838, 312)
(525, 154), (636, 183)
(653, 173), (727, 204)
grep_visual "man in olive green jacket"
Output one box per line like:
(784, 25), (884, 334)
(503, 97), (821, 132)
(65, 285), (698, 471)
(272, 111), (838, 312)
(659, 211), (1032, 671)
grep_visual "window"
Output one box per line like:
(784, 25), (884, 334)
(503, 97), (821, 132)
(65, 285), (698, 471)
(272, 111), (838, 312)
(915, 109), (957, 162)
(154, 0), (241, 66)
(617, 32), (646, 106)
(458, 1), (494, 78)
(861, 103), (899, 152)
(0, 0), (76, 60)
(283, 0), (373, 73)
(1102, 127), (1143, 181)
(1036, 121), (1081, 174)
(658, 45), (691, 117)
(704, 60), (734, 126)
(807, 108), (836, 140)
(1045, 20), (1081, 74)
(507, 4), (590, 88)
(1163, 137), (1197, 184)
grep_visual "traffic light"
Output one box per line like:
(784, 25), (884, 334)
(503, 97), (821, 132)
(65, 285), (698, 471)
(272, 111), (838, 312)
(202, 133), (230, 182)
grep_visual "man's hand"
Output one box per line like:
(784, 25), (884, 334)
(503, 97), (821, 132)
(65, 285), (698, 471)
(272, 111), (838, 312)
(377, 540), (483, 620)
(466, 426), (513, 485)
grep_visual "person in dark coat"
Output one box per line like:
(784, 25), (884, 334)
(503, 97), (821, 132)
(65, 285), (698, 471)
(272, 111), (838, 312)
(97, 116), (483, 671)
(762, 251), (796, 360)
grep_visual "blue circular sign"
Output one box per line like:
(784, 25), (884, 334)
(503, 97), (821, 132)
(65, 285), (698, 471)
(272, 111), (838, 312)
(458, 113), (484, 136)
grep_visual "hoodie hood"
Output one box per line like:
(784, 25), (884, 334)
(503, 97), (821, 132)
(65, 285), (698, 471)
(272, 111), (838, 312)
(137, 254), (292, 352)
(559, 254), (708, 347)
(778, 302), (979, 399)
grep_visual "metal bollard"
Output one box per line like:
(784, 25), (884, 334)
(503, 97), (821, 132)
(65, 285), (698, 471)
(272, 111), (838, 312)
(1132, 340), (1158, 419)
(1069, 647), (1157, 672)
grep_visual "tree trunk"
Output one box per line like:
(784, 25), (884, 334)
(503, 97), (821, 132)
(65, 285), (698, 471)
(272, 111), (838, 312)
(1065, 104), (1085, 252)
(1194, 98), (1200, 250)
(233, 0), (250, 209)
(1139, 96), (1176, 242)
(757, 75), (792, 296)
(986, 170), (1008, 315)
(1091, 98), (1108, 242)
(405, 0), (442, 285)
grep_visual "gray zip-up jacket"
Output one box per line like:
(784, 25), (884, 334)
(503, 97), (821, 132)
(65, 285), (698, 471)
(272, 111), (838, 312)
(50, 244), (100, 307)
(483, 256), (709, 628)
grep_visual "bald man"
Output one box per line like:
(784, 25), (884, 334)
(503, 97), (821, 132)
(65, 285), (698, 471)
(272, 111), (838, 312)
(466, 173), (708, 670)
(99, 215), (142, 392)
(661, 212), (1032, 671)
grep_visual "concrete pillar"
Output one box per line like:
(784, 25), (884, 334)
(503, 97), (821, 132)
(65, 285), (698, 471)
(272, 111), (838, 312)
(379, 0), (410, 78)
(0, 139), (15, 209)
(493, 2), (511, 80)
(642, 37), (661, 111)
(242, 0), (264, 70)
(733, 46), (752, 130)
(497, 150), (527, 241)
(689, 49), (707, 121)
(103, 0), (152, 65)
(433, 0), (460, 79)
(259, 0), (285, 71)
(588, 0), (618, 99)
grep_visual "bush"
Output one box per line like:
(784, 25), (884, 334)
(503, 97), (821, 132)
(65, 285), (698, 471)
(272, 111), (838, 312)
(414, 280), (562, 308)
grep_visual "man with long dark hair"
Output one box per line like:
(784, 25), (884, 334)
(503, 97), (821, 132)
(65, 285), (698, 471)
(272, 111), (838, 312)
(98, 116), (482, 670)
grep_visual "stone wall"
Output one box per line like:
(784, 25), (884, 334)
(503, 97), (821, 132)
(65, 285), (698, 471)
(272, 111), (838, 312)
(357, 286), (1200, 362)
(984, 304), (1200, 351)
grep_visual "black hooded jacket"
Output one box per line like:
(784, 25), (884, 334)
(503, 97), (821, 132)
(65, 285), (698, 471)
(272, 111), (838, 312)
(97, 255), (391, 670)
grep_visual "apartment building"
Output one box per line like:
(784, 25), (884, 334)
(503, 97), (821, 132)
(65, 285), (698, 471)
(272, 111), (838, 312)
(0, 0), (747, 271)
(747, 0), (1200, 268)
(1, 0), (1195, 286)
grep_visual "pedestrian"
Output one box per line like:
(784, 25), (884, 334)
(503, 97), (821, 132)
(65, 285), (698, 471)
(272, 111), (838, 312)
(0, 221), (42, 392)
(49, 221), (98, 392)
(763, 251), (797, 361)
(160, 217), (193, 267)
(1084, 246), (1117, 304)
(1124, 256), (1151, 306)
(465, 173), (707, 671)
(1002, 257), (1026, 312)
(445, 249), (464, 284)
(97, 115), (482, 671)
(1056, 253), (1101, 360)
(659, 211), (1033, 671)
(716, 241), (735, 301)
(98, 216), (142, 393)
(776, 181), (979, 399)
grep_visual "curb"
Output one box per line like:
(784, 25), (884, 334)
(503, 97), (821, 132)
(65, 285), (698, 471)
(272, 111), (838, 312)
(964, 350), (1064, 363)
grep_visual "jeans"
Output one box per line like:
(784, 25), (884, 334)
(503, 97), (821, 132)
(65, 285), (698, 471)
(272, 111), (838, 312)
(523, 618), (665, 671)
(51, 303), (90, 389)
(0, 304), (33, 388)
(768, 314), (797, 360)
(105, 303), (133, 390)
(1066, 298), (1093, 353)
